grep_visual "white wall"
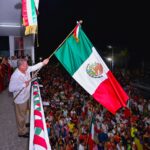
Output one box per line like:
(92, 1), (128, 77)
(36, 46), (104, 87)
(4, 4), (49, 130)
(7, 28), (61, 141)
(0, 0), (23, 36)
(24, 35), (35, 63)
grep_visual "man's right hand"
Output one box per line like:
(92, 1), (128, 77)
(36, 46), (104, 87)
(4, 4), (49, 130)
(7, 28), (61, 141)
(25, 81), (30, 87)
(42, 57), (50, 65)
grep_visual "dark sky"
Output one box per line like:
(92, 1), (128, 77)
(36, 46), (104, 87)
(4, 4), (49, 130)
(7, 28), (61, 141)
(0, 36), (9, 50)
(37, 1), (149, 61)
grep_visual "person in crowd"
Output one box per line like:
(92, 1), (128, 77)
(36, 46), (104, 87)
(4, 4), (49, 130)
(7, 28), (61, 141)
(8, 55), (18, 70)
(9, 57), (49, 137)
(78, 139), (85, 150)
(0, 58), (4, 92)
(65, 140), (74, 150)
(1, 57), (13, 88)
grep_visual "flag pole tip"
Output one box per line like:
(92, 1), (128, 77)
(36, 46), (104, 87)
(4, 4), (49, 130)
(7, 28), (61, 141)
(79, 20), (83, 24)
(77, 20), (83, 24)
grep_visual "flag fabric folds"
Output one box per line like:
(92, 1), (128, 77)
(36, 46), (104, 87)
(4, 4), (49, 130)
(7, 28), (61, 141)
(54, 24), (129, 114)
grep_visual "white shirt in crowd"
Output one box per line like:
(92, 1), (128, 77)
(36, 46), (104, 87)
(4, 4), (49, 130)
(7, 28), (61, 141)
(96, 114), (103, 122)
(78, 144), (85, 150)
(9, 62), (43, 104)
(138, 104), (143, 112)
(8, 58), (18, 69)
(116, 143), (125, 150)
(101, 123), (108, 133)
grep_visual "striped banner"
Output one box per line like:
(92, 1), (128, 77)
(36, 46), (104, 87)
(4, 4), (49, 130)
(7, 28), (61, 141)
(22, 0), (39, 35)
(29, 81), (51, 150)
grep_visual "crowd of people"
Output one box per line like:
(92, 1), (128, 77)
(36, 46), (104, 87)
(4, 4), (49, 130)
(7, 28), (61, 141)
(38, 63), (150, 150)
(0, 56), (150, 149)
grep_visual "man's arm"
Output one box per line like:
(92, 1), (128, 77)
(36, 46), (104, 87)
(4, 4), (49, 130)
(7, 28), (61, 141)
(28, 58), (49, 72)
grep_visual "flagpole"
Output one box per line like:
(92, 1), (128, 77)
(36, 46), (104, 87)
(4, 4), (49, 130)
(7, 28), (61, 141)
(48, 20), (83, 60)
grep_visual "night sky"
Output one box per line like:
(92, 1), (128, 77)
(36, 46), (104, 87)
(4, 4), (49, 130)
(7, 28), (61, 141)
(36, 1), (149, 62)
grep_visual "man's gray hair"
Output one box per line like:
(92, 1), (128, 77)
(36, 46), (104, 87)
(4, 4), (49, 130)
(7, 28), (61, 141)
(17, 58), (27, 68)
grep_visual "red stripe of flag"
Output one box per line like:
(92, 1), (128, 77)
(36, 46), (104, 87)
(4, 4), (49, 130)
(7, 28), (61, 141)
(22, 0), (29, 26)
(93, 71), (128, 114)
(34, 119), (44, 130)
(33, 135), (47, 149)
(34, 110), (42, 117)
(36, 103), (41, 107)
(73, 24), (79, 39)
(33, 91), (38, 95)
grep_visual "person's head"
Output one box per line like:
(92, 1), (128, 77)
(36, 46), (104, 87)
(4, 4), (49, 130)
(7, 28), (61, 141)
(1, 57), (8, 64)
(17, 58), (28, 73)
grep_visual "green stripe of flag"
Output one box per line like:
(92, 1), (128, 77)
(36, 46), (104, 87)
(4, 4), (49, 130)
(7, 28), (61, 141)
(36, 107), (41, 111)
(55, 27), (93, 76)
(35, 127), (42, 135)
(31, 0), (37, 24)
(34, 95), (40, 99)
(34, 100), (40, 106)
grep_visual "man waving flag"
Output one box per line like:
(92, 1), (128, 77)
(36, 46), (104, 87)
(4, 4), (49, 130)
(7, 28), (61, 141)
(54, 23), (129, 114)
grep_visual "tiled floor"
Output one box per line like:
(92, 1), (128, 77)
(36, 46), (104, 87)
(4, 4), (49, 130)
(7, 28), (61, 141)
(0, 89), (28, 150)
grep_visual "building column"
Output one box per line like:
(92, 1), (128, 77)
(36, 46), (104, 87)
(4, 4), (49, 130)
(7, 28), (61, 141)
(31, 35), (35, 64)
(9, 36), (15, 57)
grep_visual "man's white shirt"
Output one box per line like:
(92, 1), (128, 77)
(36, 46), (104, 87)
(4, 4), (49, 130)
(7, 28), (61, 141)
(9, 62), (43, 104)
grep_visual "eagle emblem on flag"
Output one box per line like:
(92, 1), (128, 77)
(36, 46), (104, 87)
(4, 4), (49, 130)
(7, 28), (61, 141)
(86, 62), (103, 78)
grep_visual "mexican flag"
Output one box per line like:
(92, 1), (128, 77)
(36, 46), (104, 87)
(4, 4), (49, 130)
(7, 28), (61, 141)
(88, 116), (95, 150)
(90, 116), (95, 141)
(54, 24), (129, 114)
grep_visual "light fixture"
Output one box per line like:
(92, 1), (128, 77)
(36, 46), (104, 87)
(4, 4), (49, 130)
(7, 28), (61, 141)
(107, 45), (112, 49)
(0, 23), (22, 28)
(107, 57), (112, 61)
